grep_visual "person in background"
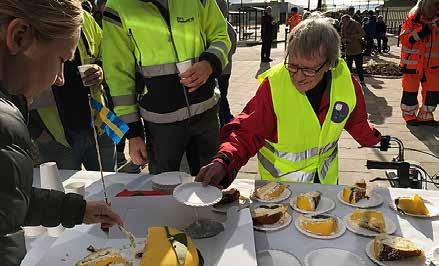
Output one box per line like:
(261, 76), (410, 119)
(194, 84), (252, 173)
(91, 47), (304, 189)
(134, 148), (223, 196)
(399, 0), (439, 125)
(196, 17), (385, 188)
(28, 9), (116, 172)
(216, 0), (238, 127)
(341, 14), (366, 87)
(376, 15), (388, 53)
(102, 0), (230, 176)
(354, 10), (363, 24)
(0, 1), (122, 265)
(261, 6), (275, 62)
(363, 11), (377, 56)
(287, 7), (302, 32)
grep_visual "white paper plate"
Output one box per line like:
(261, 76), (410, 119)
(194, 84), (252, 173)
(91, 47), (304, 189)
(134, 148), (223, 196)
(212, 196), (251, 213)
(253, 211), (292, 232)
(173, 182), (222, 207)
(337, 190), (383, 208)
(290, 196), (335, 215)
(119, 239), (146, 266)
(426, 246), (439, 266)
(252, 187), (292, 203)
(305, 248), (366, 266)
(388, 198), (439, 218)
(151, 171), (192, 187)
(257, 249), (301, 266)
(295, 215), (346, 239)
(365, 240), (426, 266)
(343, 213), (397, 237)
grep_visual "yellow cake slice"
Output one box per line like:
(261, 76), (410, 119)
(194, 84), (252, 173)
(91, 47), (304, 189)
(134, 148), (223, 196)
(254, 182), (288, 200)
(300, 214), (338, 236)
(373, 234), (423, 261)
(350, 209), (386, 233)
(296, 191), (321, 211)
(75, 247), (131, 266)
(395, 194), (430, 216)
(342, 180), (368, 204)
(140, 227), (199, 266)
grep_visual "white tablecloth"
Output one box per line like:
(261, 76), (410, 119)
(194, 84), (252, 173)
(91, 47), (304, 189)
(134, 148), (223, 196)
(23, 170), (439, 266)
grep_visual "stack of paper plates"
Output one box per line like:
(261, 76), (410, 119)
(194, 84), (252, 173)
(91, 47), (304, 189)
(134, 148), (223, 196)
(151, 171), (192, 194)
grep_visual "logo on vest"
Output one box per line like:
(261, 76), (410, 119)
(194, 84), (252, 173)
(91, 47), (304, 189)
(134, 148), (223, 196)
(177, 17), (194, 23)
(331, 101), (349, 123)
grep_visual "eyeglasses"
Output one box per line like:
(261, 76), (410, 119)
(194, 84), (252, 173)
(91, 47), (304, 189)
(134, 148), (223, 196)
(284, 57), (328, 77)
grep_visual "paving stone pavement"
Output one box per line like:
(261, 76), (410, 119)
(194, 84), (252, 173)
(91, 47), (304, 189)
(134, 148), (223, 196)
(135, 41), (438, 189)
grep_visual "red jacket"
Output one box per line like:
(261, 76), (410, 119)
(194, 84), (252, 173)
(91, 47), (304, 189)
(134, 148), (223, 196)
(214, 76), (382, 184)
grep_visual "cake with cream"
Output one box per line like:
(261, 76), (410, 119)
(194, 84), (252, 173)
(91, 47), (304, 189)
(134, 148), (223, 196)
(254, 182), (288, 201)
(299, 214), (338, 236)
(296, 191), (321, 211)
(395, 194), (430, 216)
(373, 234), (423, 261)
(251, 204), (288, 225)
(75, 247), (131, 266)
(350, 209), (386, 233)
(342, 179), (368, 204)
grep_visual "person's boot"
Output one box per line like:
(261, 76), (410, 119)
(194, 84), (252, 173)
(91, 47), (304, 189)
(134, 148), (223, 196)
(401, 104), (419, 126)
(416, 107), (437, 126)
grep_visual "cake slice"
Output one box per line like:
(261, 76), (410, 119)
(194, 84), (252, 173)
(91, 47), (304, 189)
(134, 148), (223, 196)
(299, 214), (338, 236)
(395, 194), (430, 216)
(350, 209), (386, 233)
(296, 191), (321, 211)
(213, 188), (240, 208)
(251, 204), (288, 225)
(373, 234), (423, 261)
(75, 247), (131, 266)
(342, 180), (368, 204)
(254, 182), (288, 200)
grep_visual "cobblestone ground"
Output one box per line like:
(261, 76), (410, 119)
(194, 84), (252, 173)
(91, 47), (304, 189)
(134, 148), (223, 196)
(136, 36), (438, 189)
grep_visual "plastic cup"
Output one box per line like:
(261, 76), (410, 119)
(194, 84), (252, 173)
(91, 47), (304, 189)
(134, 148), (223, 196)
(23, 226), (47, 237)
(40, 162), (64, 192)
(64, 182), (85, 196)
(77, 64), (94, 79)
(176, 60), (193, 74)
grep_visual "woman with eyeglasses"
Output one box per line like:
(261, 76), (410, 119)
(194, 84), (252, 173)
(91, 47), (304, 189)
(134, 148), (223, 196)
(0, 1), (122, 264)
(196, 16), (388, 187)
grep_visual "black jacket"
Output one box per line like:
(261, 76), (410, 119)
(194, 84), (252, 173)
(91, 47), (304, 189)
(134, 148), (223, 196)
(0, 86), (86, 265)
(261, 13), (274, 40)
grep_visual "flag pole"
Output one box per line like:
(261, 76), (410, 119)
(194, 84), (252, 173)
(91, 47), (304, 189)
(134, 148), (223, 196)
(88, 94), (109, 206)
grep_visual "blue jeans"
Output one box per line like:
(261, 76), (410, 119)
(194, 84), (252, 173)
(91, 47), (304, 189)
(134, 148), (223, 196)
(36, 130), (116, 171)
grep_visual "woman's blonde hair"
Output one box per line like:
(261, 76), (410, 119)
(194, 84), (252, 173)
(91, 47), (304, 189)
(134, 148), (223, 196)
(0, 0), (83, 40)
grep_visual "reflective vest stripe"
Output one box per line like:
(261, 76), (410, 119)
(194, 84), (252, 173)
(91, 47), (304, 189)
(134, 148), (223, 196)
(421, 105), (436, 112)
(426, 52), (439, 58)
(103, 7), (122, 27)
(257, 152), (315, 182)
(320, 148), (338, 178)
(401, 47), (419, 54)
(119, 112), (140, 123)
(204, 46), (227, 69)
(112, 95), (137, 106)
(263, 139), (338, 163)
(263, 142), (319, 162)
(140, 58), (197, 78)
(402, 58), (418, 64)
(411, 30), (421, 41)
(426, 42), (439, 48)
(139, 93), (219, 123)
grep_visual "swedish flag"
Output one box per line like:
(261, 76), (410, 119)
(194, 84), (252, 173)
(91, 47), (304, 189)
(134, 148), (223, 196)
(89, 98), (129, 145)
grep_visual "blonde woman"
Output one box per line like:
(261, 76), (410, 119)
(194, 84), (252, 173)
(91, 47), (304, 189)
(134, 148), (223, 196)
(0, 1), (122, 264)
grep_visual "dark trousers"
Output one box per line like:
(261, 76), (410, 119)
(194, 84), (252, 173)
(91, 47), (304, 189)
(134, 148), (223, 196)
(144, 106), (219, 176)
(377, 35), (388, 52)
(218, 74), (233, 127)
(365, 37), (374, 55)
(261, 37), (272, 61)
(346, 54), (365, 83)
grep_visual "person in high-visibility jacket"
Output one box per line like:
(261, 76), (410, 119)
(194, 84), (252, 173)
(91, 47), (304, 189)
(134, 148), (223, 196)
(102, 0), (230, 175)
(28, 10), (116, 171)
(400, 0), (439, 125)
(196, 17), (387, 187)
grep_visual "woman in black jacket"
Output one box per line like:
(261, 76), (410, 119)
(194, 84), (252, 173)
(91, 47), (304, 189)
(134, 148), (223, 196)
(0, 1), (122, 265)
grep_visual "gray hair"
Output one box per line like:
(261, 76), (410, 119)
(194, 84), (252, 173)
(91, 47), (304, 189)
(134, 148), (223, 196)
(410, 0), (439, 17)
(287, 17), (340, 68)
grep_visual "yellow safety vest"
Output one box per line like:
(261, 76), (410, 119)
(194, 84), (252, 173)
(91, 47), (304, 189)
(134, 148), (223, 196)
(257, 59), (356, 184)
(33, 11), (104, 147)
